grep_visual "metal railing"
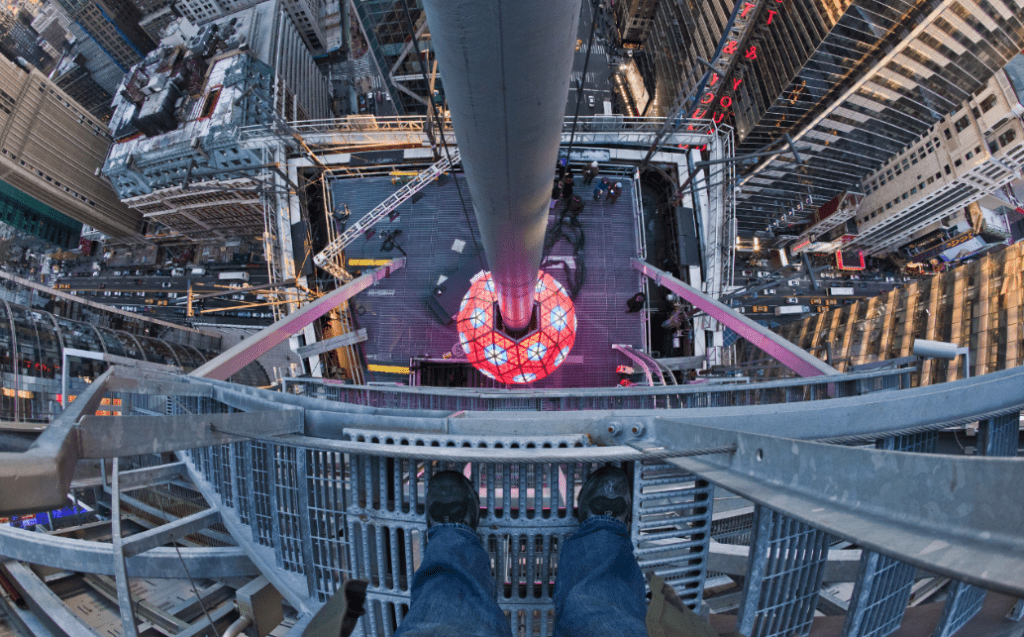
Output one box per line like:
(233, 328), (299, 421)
(1, 365), (1022, 637)
(280, 366), (913, 411)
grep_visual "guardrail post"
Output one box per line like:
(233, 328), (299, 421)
(840, 433), (933, 636)
(933, 411), (1020, 636)
(736, 506), (828, 637)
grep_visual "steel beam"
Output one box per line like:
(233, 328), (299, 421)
(0, 526), (258, 578)
(633, 259), (839, 377)
(294, 329), (368, 358)
(2, 561), (102, 637)
(667, 429), (1024, 597)
(190, 259), (405, 380)
(0, 368), (115, 516)
(76, 410), (303, 458)
(110, 458), (140, 637)
(120, 509), (221, 558)
(115, 462), (188, 491)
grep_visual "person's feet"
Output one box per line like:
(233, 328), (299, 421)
(426, 471), (480, 530)
(576, 466), (631, 525)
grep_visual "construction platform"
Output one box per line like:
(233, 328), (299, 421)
(330, 172), (646, 387)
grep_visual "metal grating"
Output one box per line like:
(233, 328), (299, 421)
(711, 510), (755, 546)
(248, 441), (275, 546)
(933, 581), (987, 637)
(272, 445), (307, 575)
(978, 412), (1019, 457)
(841, 552), (915, 637)
(307, 449), (350, 602)
(339, 430), (630, 636)
(332, 173), (645, 388)
(737, 506), (828, 637)
(631, 461), (713, 609)
(930, 411), (1020, 636)
(843, 432), (938, 637)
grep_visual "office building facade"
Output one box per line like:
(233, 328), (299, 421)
(849, 57), (1024, 256)
(351, 0), (436, 115)
(635, 0), (1024, 235)
(51, 54), (115, 121)
(734, 0), (1024, 235)
(0, 58), (142, 239)
(52, 0), (156, 70)
(742, 241), (1024, 385)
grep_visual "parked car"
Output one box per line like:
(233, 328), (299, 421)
(825, 299), (838, 306)
(785, 297), (799, 304)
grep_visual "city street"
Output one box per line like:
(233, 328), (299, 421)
(729, 264), (916, 324)
(57, 269), (276, 328)
(565, 0), (614, 117)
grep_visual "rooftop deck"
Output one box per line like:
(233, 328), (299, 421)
(331, 171), (645, 387)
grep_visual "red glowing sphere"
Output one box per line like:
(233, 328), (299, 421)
(456, 271), (577, 384)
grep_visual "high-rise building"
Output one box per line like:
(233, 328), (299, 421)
(102, 47), (298, 239)
(848, 57), (1024, 256)
(52, 0), (155, 71)
(351, 0), (436, 114)
(50, 53), (114, 121)
(636, 0), (1024, 235)
(0, 57), (143, 239)
(174, 0), (326, 56)
(0, 178), (82, 249)
(733, 0), (1024, 234)
(614, 0), (660, 48)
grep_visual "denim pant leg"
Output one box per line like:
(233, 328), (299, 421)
(394, 524), (513, 637)
(552, 516), (648, 637)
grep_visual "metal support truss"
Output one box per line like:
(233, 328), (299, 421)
(190, 259), (405, 380)
(633, 259), (838, 377)
(313, 151), (459, 279)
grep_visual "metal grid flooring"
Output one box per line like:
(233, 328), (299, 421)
(331, 173), (645, 388)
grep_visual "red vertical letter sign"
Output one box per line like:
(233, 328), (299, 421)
(723, 41), (738, 55)
(740, 2), (756, 17)
(766, 9), (777, 23)
(732, 77), (743, 90)
(745, 46), (757, 59)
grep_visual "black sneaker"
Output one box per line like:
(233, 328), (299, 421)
(426, 471), (480, 530)
(576, 466), (631, 525)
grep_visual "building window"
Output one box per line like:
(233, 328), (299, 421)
(965, 151), (973, 160)
(945, 165), (951, 175)
(954, 116), (970, 133)
(944, 129), (952, 140)
(997, 128), (1016, 147)
(954, 158), (962, 167)
(980, 94), (997, 113)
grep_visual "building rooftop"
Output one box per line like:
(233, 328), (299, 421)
(333, 172), (646, 387)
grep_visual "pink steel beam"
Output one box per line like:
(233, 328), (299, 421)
(632, 259), (838, 378)
(191, 259), (406, 381)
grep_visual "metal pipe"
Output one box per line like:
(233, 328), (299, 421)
(420, 0), (581, 329)
(221, 615), (252, 637)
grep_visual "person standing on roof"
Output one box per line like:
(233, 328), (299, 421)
(607, 182), (622, 204)
(583, 161), (599, 185)
(594, 177), (610, 201)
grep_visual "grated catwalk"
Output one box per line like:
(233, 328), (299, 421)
(331, 173), (645, 388)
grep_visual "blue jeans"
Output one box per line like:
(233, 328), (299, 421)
(393, 516), (647, 637)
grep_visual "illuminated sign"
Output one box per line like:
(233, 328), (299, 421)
(2, 388), (34, 399)
(621, 42), (644, 50)
(836, 250), (865, 271)
(688, 0), (791, 127)
(348, 259), (393, 266)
